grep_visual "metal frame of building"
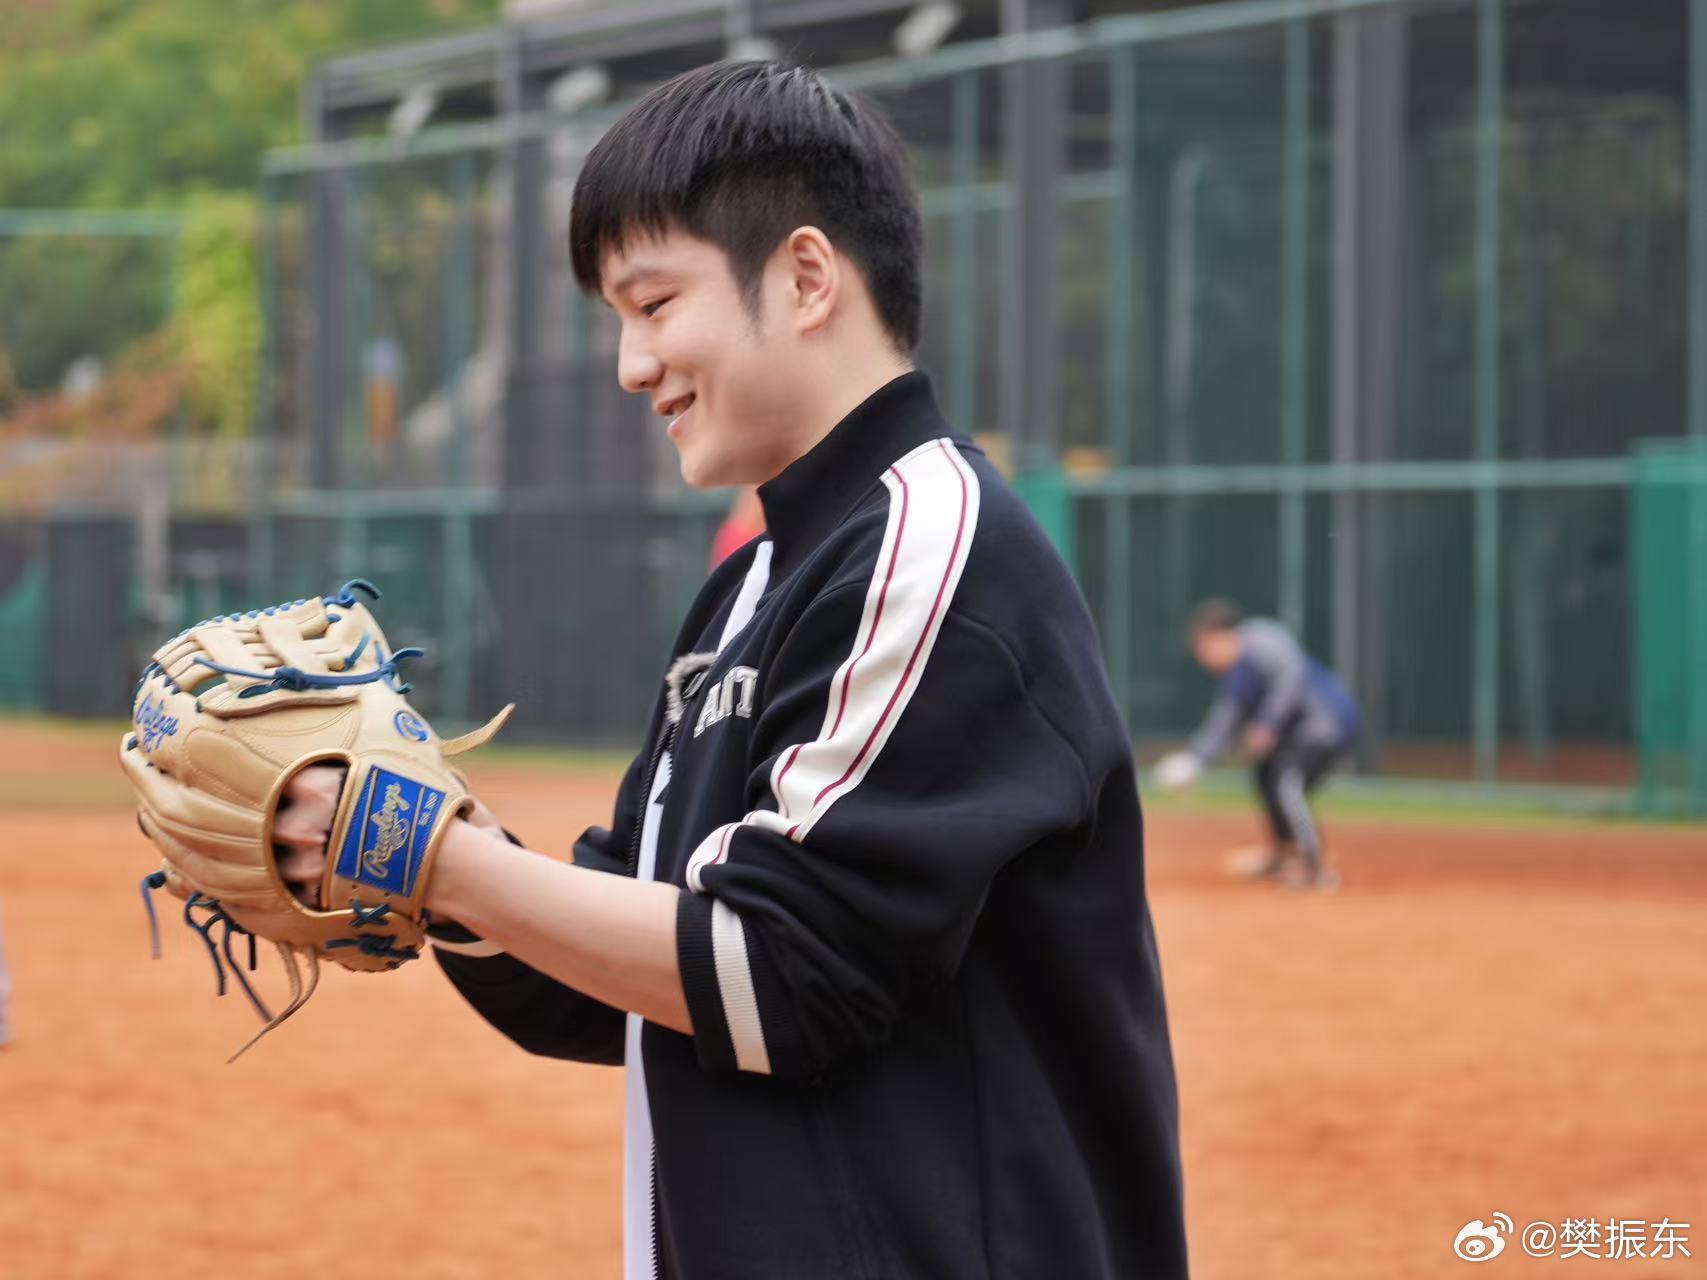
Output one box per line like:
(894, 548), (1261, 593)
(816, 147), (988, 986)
(304, 1), (1030, 141)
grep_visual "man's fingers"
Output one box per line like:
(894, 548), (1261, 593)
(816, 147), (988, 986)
(273, 763), (346, 909)
(275, 844), (328, 886)
(284, 763), (348, 807)
(272, 806), (332, 848)
(274, 763), (346, 845)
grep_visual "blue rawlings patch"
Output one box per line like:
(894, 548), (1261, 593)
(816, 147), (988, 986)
(393, 709), (431, 742)
(335, 767), (445, 897)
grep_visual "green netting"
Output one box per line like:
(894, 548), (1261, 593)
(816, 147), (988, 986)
(1633, 439), (1707, 814)
(0, 561), (43, 711)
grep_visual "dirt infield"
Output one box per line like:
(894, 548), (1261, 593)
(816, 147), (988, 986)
(2, 721), (1702, 1278)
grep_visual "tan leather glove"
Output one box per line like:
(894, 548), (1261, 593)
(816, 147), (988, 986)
(118, 580), (509, 1056)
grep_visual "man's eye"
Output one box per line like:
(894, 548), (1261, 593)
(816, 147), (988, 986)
(641, 297), (671, 317)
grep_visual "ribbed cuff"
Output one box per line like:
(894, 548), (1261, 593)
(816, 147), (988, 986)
(425, 916), (506, 958)
(426, 918), (483, 944)
(676, 891), (735, 1070)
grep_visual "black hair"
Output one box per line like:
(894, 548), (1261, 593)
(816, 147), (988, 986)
(1188, 598), (1244, 637)
(569, 60), (924, 352)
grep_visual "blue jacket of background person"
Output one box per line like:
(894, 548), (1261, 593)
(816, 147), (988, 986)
(1190, 618), (1362, 764)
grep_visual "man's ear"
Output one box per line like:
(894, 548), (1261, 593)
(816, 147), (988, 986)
(782, 226), (838, 335)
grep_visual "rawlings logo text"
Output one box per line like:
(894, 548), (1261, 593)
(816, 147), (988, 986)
(360, 782), (412, 881)
(336, 769), (443, 895)
(137, 695), (180, 752)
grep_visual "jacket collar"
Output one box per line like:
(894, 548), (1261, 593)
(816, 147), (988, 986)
(756, 371), (956, 577)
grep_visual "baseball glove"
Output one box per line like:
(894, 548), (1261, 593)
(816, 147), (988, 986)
(118, 580), (510, 1059)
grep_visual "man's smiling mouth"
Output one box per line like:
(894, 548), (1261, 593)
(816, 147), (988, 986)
(655, 392), (695, 419)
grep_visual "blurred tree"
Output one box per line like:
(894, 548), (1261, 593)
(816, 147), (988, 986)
(0, 0), (499, 439)
(0, 233), (170, 393)
(176, 192), (261, 439)
(0, 0), (499, 208)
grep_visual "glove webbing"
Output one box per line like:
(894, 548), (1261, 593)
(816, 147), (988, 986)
(190, 643), (423, 698)
(138, 579), (386, 698)
(166, 578), (382, 648)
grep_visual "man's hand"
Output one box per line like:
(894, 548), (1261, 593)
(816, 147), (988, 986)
(275, 764), (506, 908)
(1243, 724), (1276, 759)
(275, 765), (344, 906)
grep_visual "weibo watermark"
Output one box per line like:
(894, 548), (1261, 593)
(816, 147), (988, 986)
(1455, 1213), (1692, 1263)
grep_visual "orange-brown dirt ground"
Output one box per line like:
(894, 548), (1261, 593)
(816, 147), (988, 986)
(1, 720), (1703, 1279)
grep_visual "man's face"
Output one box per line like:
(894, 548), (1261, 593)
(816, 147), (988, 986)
(1191, 628), (1241, 674)
(601, 229), (802, 488)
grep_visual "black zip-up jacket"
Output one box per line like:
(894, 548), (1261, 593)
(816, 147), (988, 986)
(435, 373), (1188, 1279)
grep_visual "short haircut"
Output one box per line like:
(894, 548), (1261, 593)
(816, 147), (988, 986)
(569, 60), (924, 352)
(1188, 598), (1244, 637)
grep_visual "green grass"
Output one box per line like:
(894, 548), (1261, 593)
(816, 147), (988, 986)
(1142, 770), (1682, 832)
(462, 740), (635, 776)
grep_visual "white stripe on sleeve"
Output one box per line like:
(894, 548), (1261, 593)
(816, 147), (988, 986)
(711, 899), (772, 1074)
(684, 438), (981, 893)
(768, 438), (980, 842)
(682, 439), (979, 1078)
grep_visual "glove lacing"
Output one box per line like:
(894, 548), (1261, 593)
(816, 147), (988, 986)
(139, 871), (418, 1063)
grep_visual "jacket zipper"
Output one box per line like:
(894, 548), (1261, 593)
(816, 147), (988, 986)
(650, 1146), (663, 1280)
(626, 713), (680, 877)
(628, 660), (712, 875)
(630, 668), (709, 1280)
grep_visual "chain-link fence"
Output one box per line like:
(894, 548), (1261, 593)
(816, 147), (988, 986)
(0, 212), (184, 713)
(8, 0), (1707, 810)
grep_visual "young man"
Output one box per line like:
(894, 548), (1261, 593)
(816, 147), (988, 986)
(282, 61), (1186, 1279)
(1154, 599), (1361, 889)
